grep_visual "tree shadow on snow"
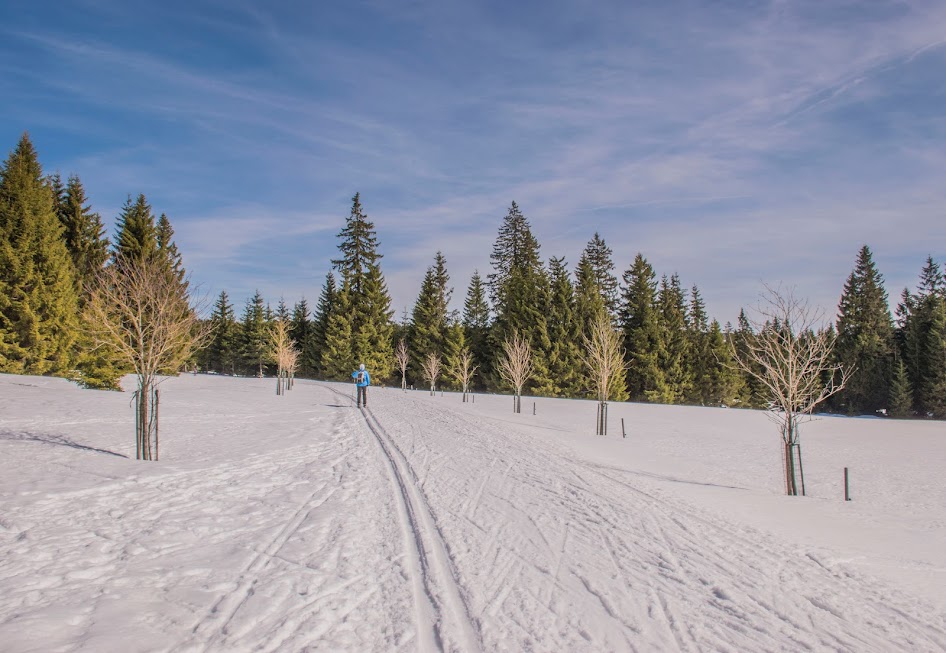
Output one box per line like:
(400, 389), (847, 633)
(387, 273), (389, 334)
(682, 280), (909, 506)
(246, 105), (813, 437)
(0, 429), (128, 458)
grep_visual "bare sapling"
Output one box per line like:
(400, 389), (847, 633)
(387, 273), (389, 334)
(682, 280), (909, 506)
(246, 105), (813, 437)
(731, 284), (852, 496)
(267, 319), (298, 395)
(395, 338), (409, 391)
(421, 352), (441, 396)
(498, 331), (533, 413)
(447, 346), (478, 402)
(84, 257), (211, 461)
(581, 312), (628, 435)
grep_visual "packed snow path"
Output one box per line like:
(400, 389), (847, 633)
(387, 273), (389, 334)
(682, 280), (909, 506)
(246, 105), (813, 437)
(1, 374), (944, 652)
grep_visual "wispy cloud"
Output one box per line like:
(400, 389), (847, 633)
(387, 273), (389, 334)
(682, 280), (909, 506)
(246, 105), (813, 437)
(1, 0), (943, 323)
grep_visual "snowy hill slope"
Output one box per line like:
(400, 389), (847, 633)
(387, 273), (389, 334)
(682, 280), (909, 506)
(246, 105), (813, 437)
(0, 373), (944, 652)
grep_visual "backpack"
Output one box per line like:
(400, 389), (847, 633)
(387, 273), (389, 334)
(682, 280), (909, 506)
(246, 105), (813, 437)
(357, 371), (366, 384)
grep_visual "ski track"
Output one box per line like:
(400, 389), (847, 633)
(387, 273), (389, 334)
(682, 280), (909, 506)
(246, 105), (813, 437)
(321, 383), (482, 653)
(368, 388), (946, 652)
(0, 382), (415, 653)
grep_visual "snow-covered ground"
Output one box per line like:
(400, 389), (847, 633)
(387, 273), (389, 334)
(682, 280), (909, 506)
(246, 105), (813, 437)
(1, 372), (944, 652)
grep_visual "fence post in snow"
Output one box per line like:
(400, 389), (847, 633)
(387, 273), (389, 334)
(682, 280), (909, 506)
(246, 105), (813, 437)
(621, 418), (626, 439)
(533, 402), (536, 415)
(844, 467), (851, 501)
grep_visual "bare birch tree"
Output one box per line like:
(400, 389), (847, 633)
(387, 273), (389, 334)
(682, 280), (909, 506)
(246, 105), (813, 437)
(498, 331), (533, 413)
(581, 312), (628, 435)
(395, 337), (409, 391)
(447, 346), (478, 402)
(732, 285), (851, 496)
(421, 352), (441, 396)
(84, 257), (211, 460)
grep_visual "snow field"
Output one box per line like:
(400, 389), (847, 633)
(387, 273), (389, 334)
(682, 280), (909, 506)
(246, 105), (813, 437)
(1, 373), (945, 652)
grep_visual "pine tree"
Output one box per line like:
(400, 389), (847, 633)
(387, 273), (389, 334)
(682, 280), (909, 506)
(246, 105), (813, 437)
(888, 354), (913, 418)
(113, 194), (158, 264)
(55, 174), (109, 288)
(332, 194), (394, 381)
(834, 246), (894, 414)
(545, 256), (582, 396)
(0, 133), (79, 375)
(240, 290), (269, 377)
(206, 290), (239, 374)
(581, 232), (619, 318)
(310, 272), (337, 377)
(462, 270), (491, 390)
(619, 254), (666, 401)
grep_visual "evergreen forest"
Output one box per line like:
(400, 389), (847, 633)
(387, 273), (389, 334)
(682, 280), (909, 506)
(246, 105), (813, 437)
(2, 133), (944, 418)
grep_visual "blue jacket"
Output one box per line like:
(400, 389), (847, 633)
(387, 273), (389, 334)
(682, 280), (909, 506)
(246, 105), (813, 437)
(352, 369), (371, 387)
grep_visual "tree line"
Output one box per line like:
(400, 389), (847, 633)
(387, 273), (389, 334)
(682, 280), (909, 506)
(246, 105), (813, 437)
(200, 196), (944, 420)
(2, 133), (944, 419)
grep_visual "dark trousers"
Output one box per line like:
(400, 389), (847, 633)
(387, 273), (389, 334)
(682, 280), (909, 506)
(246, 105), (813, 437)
(356, 385), (367, 407)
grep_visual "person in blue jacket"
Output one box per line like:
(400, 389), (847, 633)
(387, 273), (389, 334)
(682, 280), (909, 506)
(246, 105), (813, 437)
(352, 363), (370, 407)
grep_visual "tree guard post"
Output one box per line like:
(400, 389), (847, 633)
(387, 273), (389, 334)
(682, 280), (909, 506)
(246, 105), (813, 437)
(155, 389), (160, 461)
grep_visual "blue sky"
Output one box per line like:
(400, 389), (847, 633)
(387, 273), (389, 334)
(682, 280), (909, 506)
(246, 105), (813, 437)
(2, 0), (944, 324)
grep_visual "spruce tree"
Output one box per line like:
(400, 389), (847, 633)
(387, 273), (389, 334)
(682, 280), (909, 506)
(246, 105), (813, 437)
(897, 257), (945, 415)
(581, 232), (619, 318)
(545, 256), (582, 396)
(310, 272), (337, 377)
(290, 298), (313, 377)
(57, 174), (108, 287)
(321, 280), (354, 380)
(888, 355), (913, 418)
(0, 133), (79, 375)
(834, 246), (894, 414)
(705, 319), (742, 406)
(275, 297), (291, 323)
(53, 173), (116, 387)
(656, 274), (691, 404)
(619, 254), (666, 401)
(206, 290), (239, 374)
(354, 261), (395, 380)
(113, 194), (158, 264)
(156, 213), (185, 284)
(409, 252), (452, 382)
(731, 309), (766, 407)
(922, 296), (946, 418)
(574, 254), (608, 339)
(462, 270), (491, 390)
(488, 202), (552, 393)
(240, 290), (269, 377)
(686, 285), (711, 404)
(442, 320), (467, 391)
(331, 194), (394, 380)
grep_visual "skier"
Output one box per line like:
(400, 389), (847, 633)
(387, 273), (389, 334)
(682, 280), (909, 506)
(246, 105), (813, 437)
(352, 363), (371, 408)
